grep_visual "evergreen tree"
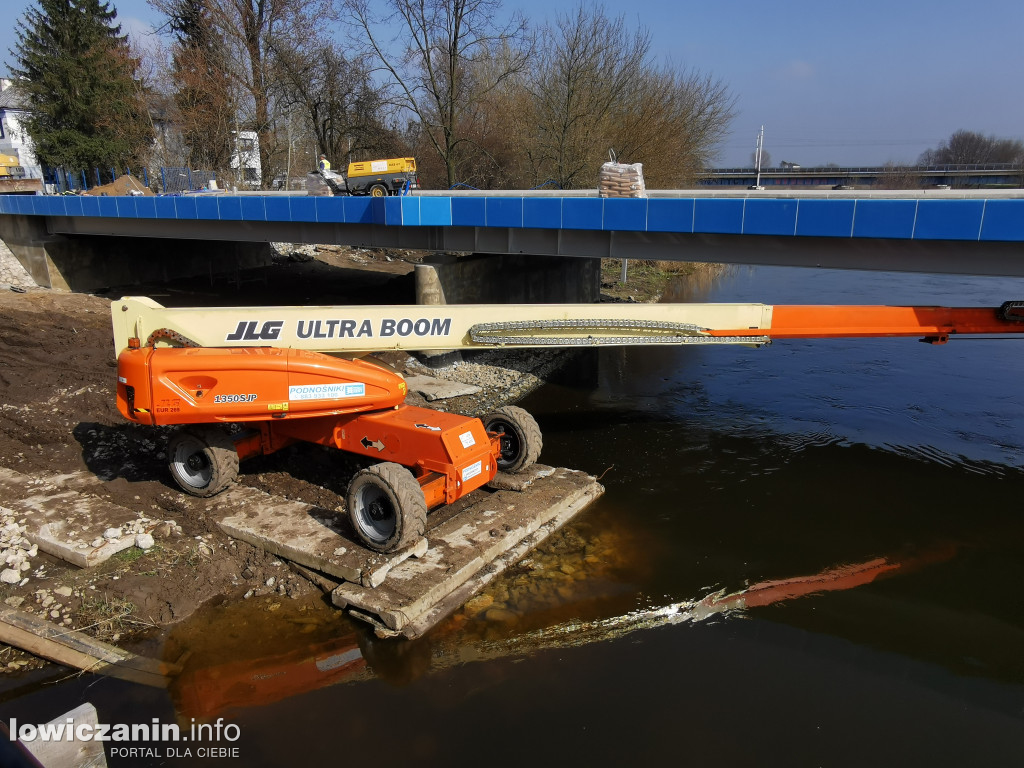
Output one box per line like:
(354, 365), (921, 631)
(10, 0), (154, 170)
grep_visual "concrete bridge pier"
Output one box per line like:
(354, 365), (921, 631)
(0, 214), (272, 292)
(415, 252), (601, 306)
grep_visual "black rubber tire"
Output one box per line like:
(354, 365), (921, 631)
(369, 184), (388, 197)
(347, 462), (427, 553)
(482, 406), (542, 473)
(168, 426), (239, 497)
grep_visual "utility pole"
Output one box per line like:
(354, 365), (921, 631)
(754, 125), (764, 188)
(285, 112), (293, 191)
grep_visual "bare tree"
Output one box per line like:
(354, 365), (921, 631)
(342, 0), (531, 188)
(273, 40), (396, 170)
(607, 66), (733, 186)
(521, 4), (734, 189)
(163, 0), (236, 175)
(873, 162), (922, 190)
(152, 0), (332, 186)
(918, 130), (1024, 165)
(524, 5), (649, 189)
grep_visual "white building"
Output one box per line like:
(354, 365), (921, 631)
(230, 130), (261, 188)
(0, 79), (42, 177)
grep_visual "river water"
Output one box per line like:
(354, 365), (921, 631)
(5, 264), (1024, 766)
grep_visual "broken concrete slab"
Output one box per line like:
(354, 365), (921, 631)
(0, 467), (159, 568)
(332, 467), (603, 638)
(394, 477), (599, 639)
(213, 485), (428, 588)
(487, 464), (555, 492)
(404, 374), (482, 401)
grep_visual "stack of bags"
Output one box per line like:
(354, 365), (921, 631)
(306, 170), (348, 196)
(306, 172), (333, 196)
(599, 161), (646, 198)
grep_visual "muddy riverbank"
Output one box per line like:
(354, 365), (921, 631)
(0, 242), (598, 671)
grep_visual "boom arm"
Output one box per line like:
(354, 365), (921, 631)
(111, 297), (1024, 356)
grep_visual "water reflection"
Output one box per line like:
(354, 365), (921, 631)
(164, 536), (968, 718)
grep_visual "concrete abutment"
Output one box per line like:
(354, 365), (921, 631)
(415, 252), (601, 305)
(0, 214), (272, 292)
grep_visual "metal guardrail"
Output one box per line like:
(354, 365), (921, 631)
(704, 163), (1024, 176)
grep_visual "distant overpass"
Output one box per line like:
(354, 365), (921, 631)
(700, 164), (1024, 189)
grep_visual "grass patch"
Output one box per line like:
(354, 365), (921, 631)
(78, 595), (139, 641)
(112, 547), (145, 564)
(601, 260), (732, 302)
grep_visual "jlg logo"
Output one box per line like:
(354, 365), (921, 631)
(225, 321), (284, 342)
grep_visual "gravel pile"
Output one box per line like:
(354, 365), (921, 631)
(0, 240), (37, 292)
(0, 508), (36, 586)
(405, 348), (576, 416)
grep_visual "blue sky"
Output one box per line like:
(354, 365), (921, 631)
(3, 0), (1022, 168)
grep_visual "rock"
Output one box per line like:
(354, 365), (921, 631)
(0, 568), (20, 584)
(4, 596), (24, 608)
(265, 577), (276, 587)
(49, 610), (60, 619)
(54, 586), (73, 598)
(463, 594), (494, 618)
(102, 528), (122, 541)
(135, 533), (155, 550)
(41, 596), (54, 607)
(91, 538), (104, 548)
(483, 607), (518, 624)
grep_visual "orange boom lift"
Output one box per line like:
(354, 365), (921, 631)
(112, 298), (1024, 553)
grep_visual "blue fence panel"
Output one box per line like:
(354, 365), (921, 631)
(159, 167), (216, 193)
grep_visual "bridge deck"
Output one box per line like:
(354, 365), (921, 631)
(3, 190), (1023, 242)
(3, 190), (1024, 278)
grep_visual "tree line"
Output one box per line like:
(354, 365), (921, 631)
(8, 0), (737, 190)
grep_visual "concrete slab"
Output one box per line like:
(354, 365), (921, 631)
(404, 374), (482, 401)
(212, 485), (428, 588)
(0, 467), (157, 568)
(487, 464), (555, 491)
(332, 467), (603, 638)
(398, 477), (601, 639)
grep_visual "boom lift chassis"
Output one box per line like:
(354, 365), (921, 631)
(112, 298), (1024, 553)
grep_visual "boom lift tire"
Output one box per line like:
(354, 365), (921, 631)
(369, 184), (388, 197)
(347, 462), (427, 553)
(483, 406), (542, 473)
(168, 426), (239, 497)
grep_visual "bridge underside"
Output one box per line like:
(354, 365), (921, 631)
(45, 215), (1024, 279)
